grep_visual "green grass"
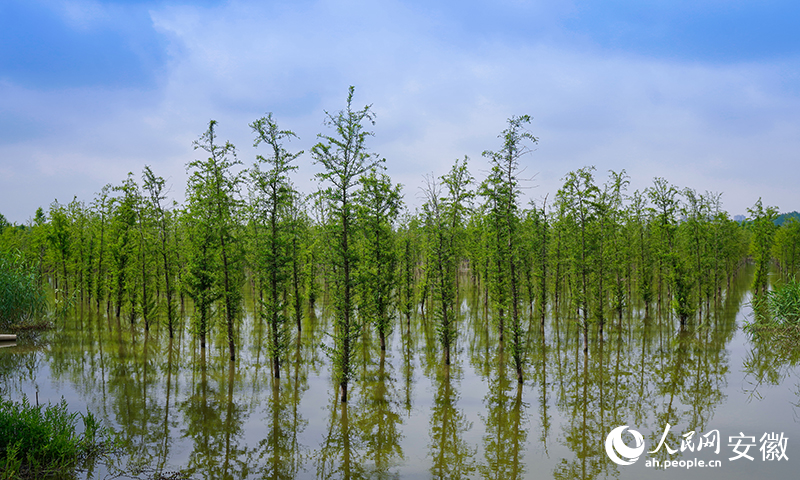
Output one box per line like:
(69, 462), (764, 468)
(745, 278), (800, 344)
(0, 396), (108, 479)
(0, 249), (46, 329)
(749, 278), (800, 326)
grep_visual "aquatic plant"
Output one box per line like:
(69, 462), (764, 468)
(749, 278), (800, 328)
(0, 248), (46, 328)
(0, 397), (108, 479)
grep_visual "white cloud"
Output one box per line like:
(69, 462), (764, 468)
(1, 0), (799, 223)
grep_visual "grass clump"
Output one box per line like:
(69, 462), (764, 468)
(0, 249), (46, 329)
(745, 278), (800, 336)
(0, 396), (108, 479)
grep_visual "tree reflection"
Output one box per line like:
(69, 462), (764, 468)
(428, 364), (475, 480)
(552, 338), (606, 480)
(317, 393), (365, 480)
(357, 350), (403, 479)
(258, 336), (308, 480)
(180, 350), (251, 479)
(480, 346), (528, 480)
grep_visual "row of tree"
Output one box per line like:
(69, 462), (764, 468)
(2, 87), (798, 401)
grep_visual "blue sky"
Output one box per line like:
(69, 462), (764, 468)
(1, 0), (799, 223)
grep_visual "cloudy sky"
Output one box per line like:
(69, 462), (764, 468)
(1, 0), (799, 223)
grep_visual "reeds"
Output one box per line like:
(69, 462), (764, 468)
(0, 249), (46, 329)
(746, 278), (800, 335)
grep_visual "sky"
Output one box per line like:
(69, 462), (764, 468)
(1, 0), (799, 224)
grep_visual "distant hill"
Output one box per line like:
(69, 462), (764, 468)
(775, 211), (800, 226)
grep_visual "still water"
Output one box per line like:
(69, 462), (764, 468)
(1, 268), (798, 480)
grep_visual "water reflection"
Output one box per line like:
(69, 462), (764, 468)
(429, 364), (476, 479)
(0, 265), (797, 479)
(480, 346), (528, 480)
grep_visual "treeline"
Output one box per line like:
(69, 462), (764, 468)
(2, 87), (799, 399)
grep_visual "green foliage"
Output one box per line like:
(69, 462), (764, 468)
(249, 113), (302, 377)
(0, 248), (47, 327)
(773, 217), (800, 279)
(480, 115), (537, 382)
(748, 198), (779, 294)
(749, 278), (800, 327)
(142, 166), (179, 337)
(423, 157), (474, 366)
(109, 176), (139, 320)
(0, 397), (108, 479)
(185, 120), (245, 359)
(356, 169), (403, 351)
(4, 90), (792, 378)
(312, 86), (382, 401)
(556, 166), (598, 343)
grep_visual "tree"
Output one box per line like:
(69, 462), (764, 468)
(628, 190), (653, 316)
(109, 176), (138, 320)
(142, 167), (178, 337)
(356, 169), (403, 352)
(422, 157), (474, 366)
(773, 217), (800, 279)
(185, 120), (244, 360)
(556, 167), (598, 352)
(250, 113), (302, 378)
(680, 188), (710, 320)
(312, 86), (382, 403)
(480, 115), (537, 383)
(91, 185), (112, 314)
(748, 198), (779, 294)
(47, 200), (72, 305)
(647, 177), (680, 315)
(594, 170), (629, 332)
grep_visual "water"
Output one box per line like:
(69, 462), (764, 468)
(1, 269), (798, 479)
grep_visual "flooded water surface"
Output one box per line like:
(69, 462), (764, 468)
(1, 269), (798, 480)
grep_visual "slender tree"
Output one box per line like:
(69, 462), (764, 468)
(142, 167), (178, 337)
(422, 157), (474, 366)
(186, 120), (244, 360)
(556, 167), (598, 352)
(109, 176), (138, 320)
(312, 86), (381, 402)
(250, 113), (302, 378)
(356, 169), (403, 351)
(748, 198), (778, 294)
(480, 115), (537, 383)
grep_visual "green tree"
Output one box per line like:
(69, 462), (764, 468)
(594, 170), (629, 331)
(423, 157), (474, 366)
(109, 176), (138, 320)
(250, 113), (302, 378)
(556, 167), (599, 351)
(312, 86), (382, 403)
(142, 167), (178, 337)
(647, 177), (680, 315)
(628, 190), (653, 316)
(356, 169), (403, 352)
(480, 115), (537, 383)
(773, 217), (800, 279)
(47, 200), (72, 305)
(185, 120), (244, 360)
(748, 198), (779, 294)
(91, 185), (112, 314)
